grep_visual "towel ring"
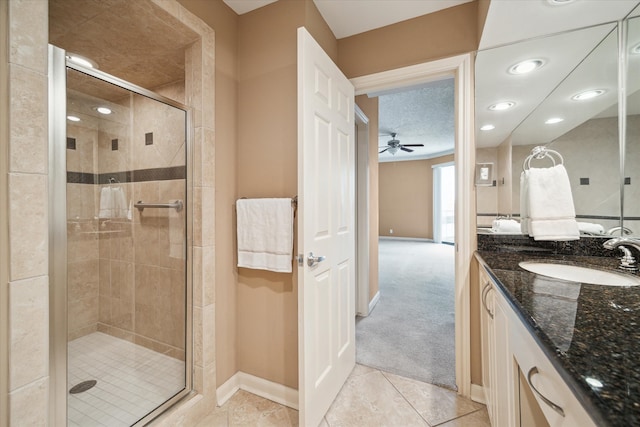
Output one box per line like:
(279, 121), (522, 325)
(523, 146), (564, 171)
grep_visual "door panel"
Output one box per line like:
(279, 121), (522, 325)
(298, 27), (356, 427)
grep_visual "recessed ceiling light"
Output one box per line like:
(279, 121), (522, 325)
(547, 0), (576, 5)
(572, 89), (606, 101)
(632, 43), (640, 54)
(95, 107), (112, 115)
(489, 101), (515, 111)
(545, 117), (564, 124)
(509, 59), (544, 75)
(67, 115), (81, 122)
(480, 124), (495, 131)
(66, 53), (98, 69)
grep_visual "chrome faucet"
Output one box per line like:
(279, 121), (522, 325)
(606, 226), (633, 236)
(603, 237), (640, 272)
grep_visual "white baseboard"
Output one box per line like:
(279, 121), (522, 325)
(368, 291), (380, 313)
(379, 236), (434, 242)
(470, 383), (486, 404)
(216, 371), (299, 410)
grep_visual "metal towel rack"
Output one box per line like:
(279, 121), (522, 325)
(523, 146), (564, 171)
(134, 200), (183, 212)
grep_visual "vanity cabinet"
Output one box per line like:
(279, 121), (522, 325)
(479, 268), (515, 427)
(478, 264), (598, 427)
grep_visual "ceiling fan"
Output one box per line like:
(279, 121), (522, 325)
(379, 133), (424, 155)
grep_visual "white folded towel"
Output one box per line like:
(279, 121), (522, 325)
(98, 186), (129, 219)
(236, 198), (294, 273)
(526, 165), (579, 241)
(577, 222), (605, 235)
(492, 219), (521, 233)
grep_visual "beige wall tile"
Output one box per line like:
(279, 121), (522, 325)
(9, 376), (48, 426)
(9, 64), (47, 174)
(202, 304), (215, 366)
(67, 259), (100, 301)
(8, 173), (47, 281)
(8, 276), (48, 390)
(202, 245), (215, 306)
(8, 0), (47, 73)
(68, 296), (99, 338)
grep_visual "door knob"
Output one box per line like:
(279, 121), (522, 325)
(307, 252), (326, 267)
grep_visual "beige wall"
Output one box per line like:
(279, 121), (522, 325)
(497, 138), (512, 216)
(337, 2), (478, 79)
(177, 0), (240, 386)
(379, 155), (455, 239)
(356, 95), (380, 301)
(235, 0), (338, 390)
(475, 147), (498, 227)
(0, 0), (9, 421)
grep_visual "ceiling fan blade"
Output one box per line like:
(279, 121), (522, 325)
(379, 147), (390, 154)
(401, 144), (424, 147)
(400, 147), (414, 152)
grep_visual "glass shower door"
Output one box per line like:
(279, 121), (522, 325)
(63, 64), (189, 426)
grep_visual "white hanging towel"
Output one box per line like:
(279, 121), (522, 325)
(112, 187), (128, 218)
(236, 198), (294, 273)
(98, 187), (113, 218)
(527, 164), (579, 241)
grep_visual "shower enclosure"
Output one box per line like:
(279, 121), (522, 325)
(49, 45), (192, 426)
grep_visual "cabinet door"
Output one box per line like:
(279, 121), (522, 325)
(479, 269), (495, 420)
(510, 317), (598, 427)
(494, 295), (515, 427)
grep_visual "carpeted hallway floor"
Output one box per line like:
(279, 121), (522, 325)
(356, 238), (456, 390)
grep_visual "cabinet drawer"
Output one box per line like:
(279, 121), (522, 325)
(510, 322), (597, 427)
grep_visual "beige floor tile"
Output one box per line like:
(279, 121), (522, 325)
(350, 363), (377, 377)
(195, 408), (228, 427)
(383, 372), (485, 426)
(225, 390), (298, 426)
(436, 408), (491, 427)
(325, 370), (428, 427)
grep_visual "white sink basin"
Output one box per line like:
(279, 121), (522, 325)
(519, 262), (640, 286)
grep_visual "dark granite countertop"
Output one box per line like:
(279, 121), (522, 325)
(476, 249), (640, 427)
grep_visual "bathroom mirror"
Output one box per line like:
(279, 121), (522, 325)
(625, 12), (640, 236)
(475, 22), (623, 236)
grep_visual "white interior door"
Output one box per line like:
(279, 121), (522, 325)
(297, 27), (356, 427)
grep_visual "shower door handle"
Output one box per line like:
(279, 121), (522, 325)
(307, 252), (326, 267)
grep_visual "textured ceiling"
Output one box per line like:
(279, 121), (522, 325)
(378, 79), (455, 163)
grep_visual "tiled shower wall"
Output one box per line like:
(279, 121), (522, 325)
(4, 0), (217, 424)
(67, 81), (187, 359)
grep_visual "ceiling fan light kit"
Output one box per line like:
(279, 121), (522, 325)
(379, 132), (425, 155)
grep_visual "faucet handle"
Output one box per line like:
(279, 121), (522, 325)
(617, 245), (639, 272)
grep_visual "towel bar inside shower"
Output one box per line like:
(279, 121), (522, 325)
(134, 200), (183, 212)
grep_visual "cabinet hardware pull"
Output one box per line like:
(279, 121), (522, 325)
(527, 366), (565, 417)
(481, 282), (494, 319)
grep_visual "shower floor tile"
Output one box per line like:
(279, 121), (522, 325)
(68, 332), (184, 426)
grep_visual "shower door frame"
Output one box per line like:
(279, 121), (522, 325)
(48, 44), (194, 426)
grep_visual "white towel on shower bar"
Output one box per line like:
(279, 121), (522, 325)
(236, 198), (293, 273)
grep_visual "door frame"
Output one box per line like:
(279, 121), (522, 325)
(351, 53), (476, 398)
(355, 105), (371, 316)
(433, 161), (456, 244)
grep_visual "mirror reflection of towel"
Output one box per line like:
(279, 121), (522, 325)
(531, 276), (581, 353)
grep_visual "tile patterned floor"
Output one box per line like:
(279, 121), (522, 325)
(68, 332), (185, 426)
(196, 364), (490, 427)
